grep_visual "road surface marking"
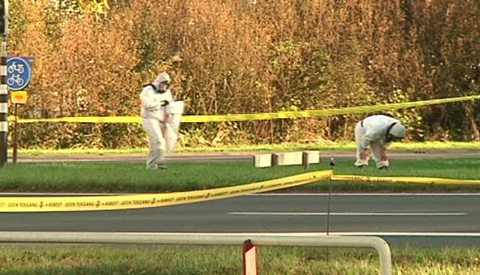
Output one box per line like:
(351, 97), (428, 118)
(227, 212), (468, 216)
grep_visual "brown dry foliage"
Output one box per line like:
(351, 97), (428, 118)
(6, 0), (480, 149)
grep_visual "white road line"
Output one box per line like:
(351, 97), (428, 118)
(228, 212), (468, 216)
(119, 232), (480, 237)
(318, 232), (480, 237)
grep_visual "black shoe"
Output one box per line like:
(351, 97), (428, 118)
(356, 165), (365, 169)
(378, 166), (388, 170)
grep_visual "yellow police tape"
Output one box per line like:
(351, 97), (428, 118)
(331, 175), (480, 185)
(0, 170), (332, 212)
(9, 94), (480, 124)
(2, 170), (480, 212)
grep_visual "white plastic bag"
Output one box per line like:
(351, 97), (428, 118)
(165, 101), (184, 154)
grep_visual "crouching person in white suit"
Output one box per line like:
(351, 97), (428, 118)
(355, 115), (407, 169)
(140, 72), (174, 169)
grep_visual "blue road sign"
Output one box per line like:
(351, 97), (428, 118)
(7, 56), (32, 90)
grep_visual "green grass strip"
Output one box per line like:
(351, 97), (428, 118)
(1, 157), (480, 193)
(0, 245), (477, 275)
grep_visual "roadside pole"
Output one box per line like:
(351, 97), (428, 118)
(0, 37), (7, 166)
(0, 0), (8, 166)
(10, 91), (27, 164)
(12, 102), (17, 163)
(325, 156), (336, 266)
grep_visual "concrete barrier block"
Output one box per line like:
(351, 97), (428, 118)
(302, 151), (320, 164)
(272, 152), (303, 166)
(254, 154), (272, 168)
(258, 151), (320, 168)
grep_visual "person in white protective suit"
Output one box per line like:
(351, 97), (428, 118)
(354, 114), (407, 169)
(140, 72), (174, 169)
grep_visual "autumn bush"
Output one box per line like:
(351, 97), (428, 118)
(6, 0), (480, 149)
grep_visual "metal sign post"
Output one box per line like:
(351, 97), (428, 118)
(11, 91), (27, 164)
(5, 58), (32, 165)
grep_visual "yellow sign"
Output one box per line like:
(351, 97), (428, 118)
(11, 91), (28, 104)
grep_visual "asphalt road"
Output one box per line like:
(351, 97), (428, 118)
(1, 193), (479, 247)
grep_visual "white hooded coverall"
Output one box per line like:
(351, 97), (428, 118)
(354, 115), (406, 168)
(140, 73), (173, 169)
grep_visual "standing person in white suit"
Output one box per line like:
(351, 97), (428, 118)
(140, 72), (174, 169)
(355, 114), (407, 169)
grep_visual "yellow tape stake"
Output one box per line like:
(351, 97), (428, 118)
(0, 171), (332, 212)
(332, 175), (480, 185)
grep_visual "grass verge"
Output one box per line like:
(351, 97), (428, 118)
(0, 158), (480, 193)
(0, 245), (478, 275)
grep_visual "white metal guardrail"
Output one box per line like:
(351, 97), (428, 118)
(0, 232), (392, 275)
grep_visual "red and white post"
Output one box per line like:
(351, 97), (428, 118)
(242, 239), (257, 275)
